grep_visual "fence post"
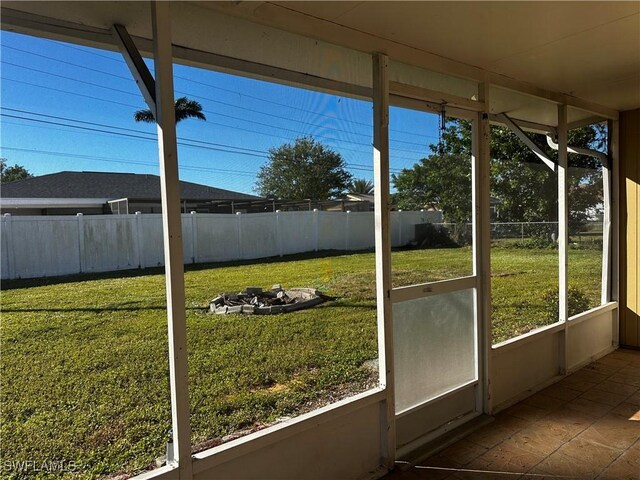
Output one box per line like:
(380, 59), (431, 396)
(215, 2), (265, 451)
(521, 223), (524, 241)
(313, 209), (319, 252)
(190, 211), (197, 264)
(276, 210), (283, 257)
(397, 209), (403, 246)
(76, 213), (85, 274)
(236, 212), (243, 259)
(345, 210), (351, 251)
(3, 214), (15, 279)
(134, 211), (144, 268)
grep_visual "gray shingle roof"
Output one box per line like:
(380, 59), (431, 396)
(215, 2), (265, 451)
(0, 171), (261, 201)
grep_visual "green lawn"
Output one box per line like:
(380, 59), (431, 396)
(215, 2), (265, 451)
(0, 247), (602, 478)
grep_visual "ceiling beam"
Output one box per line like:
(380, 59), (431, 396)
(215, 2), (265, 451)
(389, 81), (485, 112)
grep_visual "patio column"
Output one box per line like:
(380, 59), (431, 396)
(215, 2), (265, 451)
(619, 109), (640, 348)
(557, 104), (569, 374)
(474, 82), (492, 413)
(152, 2), (193, 477)
(372, 52), (395, 468)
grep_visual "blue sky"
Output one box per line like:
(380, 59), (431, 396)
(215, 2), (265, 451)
(0, 30), (440, 195)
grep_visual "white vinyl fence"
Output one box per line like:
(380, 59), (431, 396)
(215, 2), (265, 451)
(1, 210), (441, 280)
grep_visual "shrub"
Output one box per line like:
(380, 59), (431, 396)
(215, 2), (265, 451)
(414, 223), (459, 248)
(542, 286), (591, 322)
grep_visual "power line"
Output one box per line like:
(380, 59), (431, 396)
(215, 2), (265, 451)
(1, 61), (141, 97)
(2, 45), (133, 81)
(3, 73), (425, 159)
(1, 77), (139, 109)
(1, 111), (402, 174)
(46, 38), (433, 141)
(3, 43), (439, 145)
(0, 113), (269, 159)
(0, 146), (258, 178)
(2, 107), (268, 156)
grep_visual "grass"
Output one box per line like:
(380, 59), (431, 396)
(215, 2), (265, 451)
(0, 246), (602, 478)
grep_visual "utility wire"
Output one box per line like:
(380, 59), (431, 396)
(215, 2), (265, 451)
(45, 38), (436, 140)
(1, 111), (400, 174)
(1, 77), (422, 165)
(0, 146), (258, 178)
(3, 44), (439, 145)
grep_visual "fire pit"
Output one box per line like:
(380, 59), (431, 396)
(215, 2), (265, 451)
(209, 285), (332, 315)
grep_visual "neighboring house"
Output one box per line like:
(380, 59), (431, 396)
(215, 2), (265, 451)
(0, 171), (261, 215)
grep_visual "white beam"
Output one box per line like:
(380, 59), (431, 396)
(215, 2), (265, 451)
(111, 23), (157, 116)
(497, 113), (556, 172)
(488, 114), (556, 136)
(557, 104), (569, 375)
(151, 2), (192, 477)
(567, 115), (606, 131)
(474, 82), (492, 414)
(545, 136), (609, 168)
(602, 155), (612, 305)
(389, 81), (485, 112)
(608, 119), (619, 345)
(372, 52), (395, 470)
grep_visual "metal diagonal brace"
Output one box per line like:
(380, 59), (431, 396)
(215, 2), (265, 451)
(497, 113), (556, 172)
(111, 24), (157, 119)
(545, 136), (609, 169)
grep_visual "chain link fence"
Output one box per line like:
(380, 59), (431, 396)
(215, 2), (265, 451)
(422, 221), (603, 246)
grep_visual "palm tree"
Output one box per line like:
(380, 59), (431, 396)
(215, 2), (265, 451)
(134, 96), (206, 124)
(349, 178), (374, 195)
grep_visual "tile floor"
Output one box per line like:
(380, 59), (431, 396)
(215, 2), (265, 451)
(386, 348), (640, 479)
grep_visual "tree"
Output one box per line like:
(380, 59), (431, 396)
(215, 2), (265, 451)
(392, 119), (605, 229)
(134, 96), (206, 123)
(392, 122), (472, 224)
(255, 137), (352, 200)
(0, 159), (33, 183)
(349, 178), (374, 195)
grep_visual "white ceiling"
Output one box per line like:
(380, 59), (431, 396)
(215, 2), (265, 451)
(203, 1), (640, 112)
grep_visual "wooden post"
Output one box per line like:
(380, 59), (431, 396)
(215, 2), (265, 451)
(474, 82), (492, 414)
(557, 104), (569, 375)
(609, 118), (620, 346)
(373, 52), (395, 470)
(151, 2), (192, 477)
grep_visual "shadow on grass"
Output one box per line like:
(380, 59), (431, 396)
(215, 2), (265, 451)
(1, 306), (208, 313)
(0, 249), (377, 291)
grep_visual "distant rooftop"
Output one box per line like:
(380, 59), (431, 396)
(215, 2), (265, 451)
(0, 171), (261, 202)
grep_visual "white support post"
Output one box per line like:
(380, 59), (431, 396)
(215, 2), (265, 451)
(373, 52), (395, 470)
(397, 210), (403, 246)
(601, 122), (614, 305)
(135, 211), (145, 268)
(557, 104), (569, 375)
(190, 211), (197, 264)
(345, 210), (351, 251)
(236, 212), (243, 259)
(77, 213), (85, 273)
(275, 210), (283, 257)
(474, 82), (493, 414)
(313, 208), (319, 252)
(608, 119), (620, 346)
(151, 2), (192, 477)
(3, 214), (15, 280)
